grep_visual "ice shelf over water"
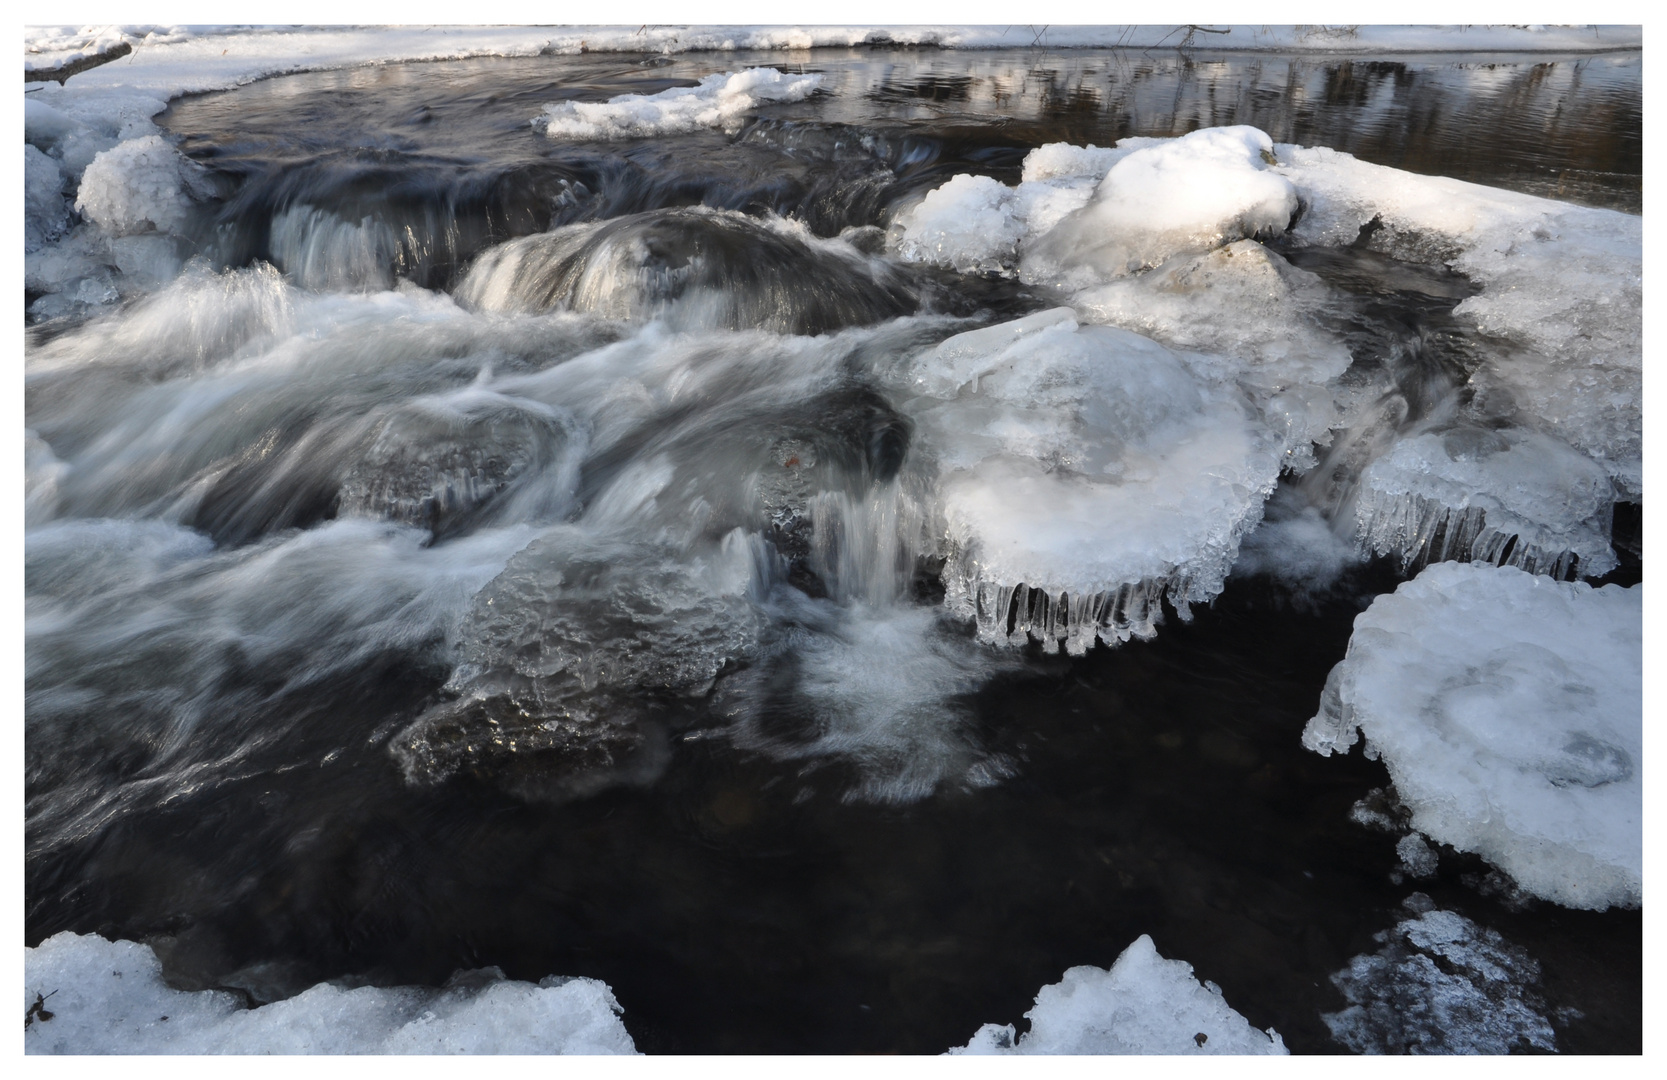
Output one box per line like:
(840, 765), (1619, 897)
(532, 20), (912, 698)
(950, 935), (1286, 1055)
(1274, 144), (1643, 497)
(24, 932), (638, 1054)
(900, 308), (1283, 654)
(1304, 562), (1642, 910)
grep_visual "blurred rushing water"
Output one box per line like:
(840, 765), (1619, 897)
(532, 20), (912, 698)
(25, 46), (1641, 1054)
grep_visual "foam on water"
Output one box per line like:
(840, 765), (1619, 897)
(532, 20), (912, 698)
(537, 68), (823, 141)
(1304, 562), (1641, 910)
(950, 935), (1286, 1055)
(24, 931), (637, 1055)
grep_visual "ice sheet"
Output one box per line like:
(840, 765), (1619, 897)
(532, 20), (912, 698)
(1304, 562), (1641, 910)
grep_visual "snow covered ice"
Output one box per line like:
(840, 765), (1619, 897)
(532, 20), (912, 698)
(1304, 563), (1642, 910)
(24, 932), (638, 1054)
(951, 935), (1286, 1055)
(538, 67), (823, 140)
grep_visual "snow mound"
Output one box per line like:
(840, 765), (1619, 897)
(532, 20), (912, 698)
(1276, 145), (1642, 495)
(1354, 425), (1617, 579)
(537, 68), (822, 140)
(1324, 899), (1555, 1054)
(73, 135), (215, 236)
(24, 931), (638, 1054)
(904, 310), (1282, 654)
(1304, 562), (1641, 910)
(950, 935), (1286, 1055)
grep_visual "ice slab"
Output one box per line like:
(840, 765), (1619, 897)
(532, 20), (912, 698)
(1354, 425), (1617, 579)
(950, 935), (1285, 1055)
(537, 68), (822, 140)
(24, 931), (637, 1055)
(904, 311), (1282, 653)
(1275, 144), (1642, 495)
(1304, 562), (1641, 910)
(1324, 898), (1555, 1054)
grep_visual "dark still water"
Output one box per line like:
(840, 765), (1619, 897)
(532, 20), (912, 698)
(25, 46), (1641, 1054)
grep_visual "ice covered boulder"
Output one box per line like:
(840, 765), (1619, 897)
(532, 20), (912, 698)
(1353, 424), (1617, 579)
(950, 935), (1285, 1055)
(1304, 562), (1641, 910)
(1023, 126), (1299, 288)
(24, 931), (638, 1054)
(1323, 898), (1555, 1054)
(1275, 145), (1641, 496)
(74, 134), (217, 236)
(537, 67), (822, 140)
(394, 525), (769, 800)
(905, 310), (1282, 653)
(457, 207), (915, 334)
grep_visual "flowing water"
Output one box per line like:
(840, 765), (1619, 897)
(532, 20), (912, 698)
(24, 47), (1642, 1053)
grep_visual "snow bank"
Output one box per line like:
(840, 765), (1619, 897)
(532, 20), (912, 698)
(538, 68), (822, 140)
(1274, 145), (1642, 496)
(950, 935), (1285, 1055)
(903, 309), (1282, 654)
(23, 25), (1643, 91)
(1324, 897), (1555, 1054)
(24, 931), (638, 1055)
(1354, 425), (1617, 579)
(1304, 562), (1641, 910)
(73, 134), (216, 236)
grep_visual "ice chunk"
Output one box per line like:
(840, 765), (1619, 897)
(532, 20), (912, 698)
(73, 135), (216, 236)
(24, 931), (637, 1054)
(1074, 239), (1353, 467)
(1022, 126), (1299, 288)
(537, 67), (822, 140)
(25, 146), (70, 252)
(1276, 145), (1641, 495)
(950, 935), (1285, 1055)
(905, 315), (1282, 653)
(1304, 562), (1641, 910)
(1323, 902), (1555, 1054)
(1353, 425), (1617, 579)
(890, 143), (1121, 275)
